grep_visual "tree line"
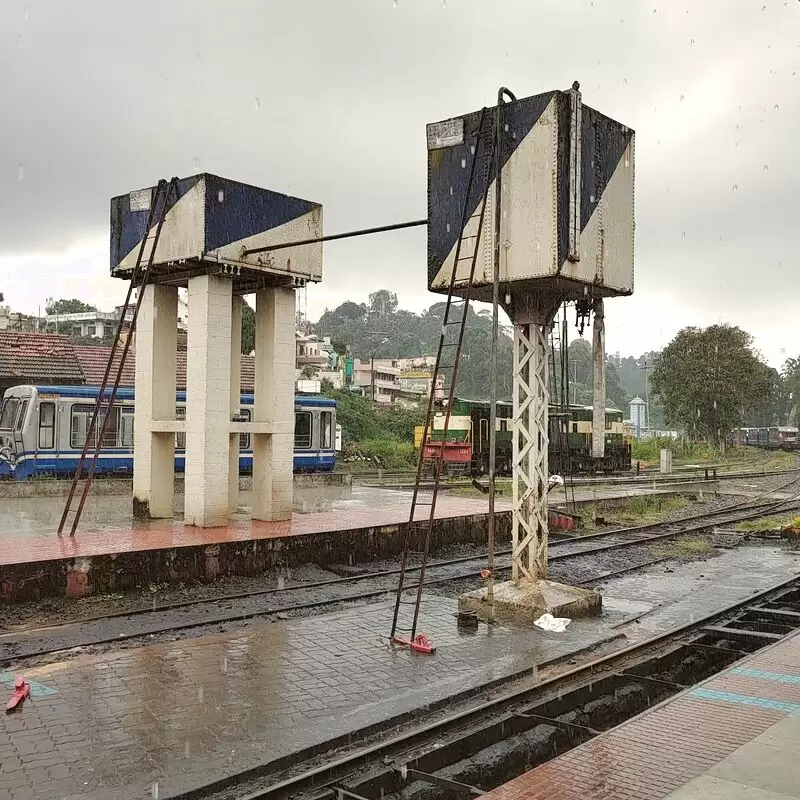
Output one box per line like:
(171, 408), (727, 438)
(41, 294), (800, 446)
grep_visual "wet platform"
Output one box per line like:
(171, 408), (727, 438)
(0, 488), (512, 600)
(485, 629), (800, 800)
(0, 482), (711, 601)
(0, 596), (625, 800)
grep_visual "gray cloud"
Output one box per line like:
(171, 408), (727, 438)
(1, 0), (797, 361)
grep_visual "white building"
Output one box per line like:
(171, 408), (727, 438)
(351, 358), (425, 405)
(46, 310), (121, 339)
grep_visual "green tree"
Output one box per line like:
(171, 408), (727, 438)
(368, 290), (398, 317)
(241, 299), (255, 354)
(783, 357), (800, 424)
(650, 324), (772, 446)
(45, 298), (97, 315)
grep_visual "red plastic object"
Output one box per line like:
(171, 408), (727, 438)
(5, 676), (30, 714)
(392, 633), (436, 654)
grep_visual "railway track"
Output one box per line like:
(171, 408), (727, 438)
(177, 569), (800, 800)
(353, 464), (800, 489)
(3, 484), (800, 664)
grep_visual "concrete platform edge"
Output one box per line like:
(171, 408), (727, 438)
(0, 511), (511, 602)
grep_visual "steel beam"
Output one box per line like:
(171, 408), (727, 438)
(512, 323), (549, 582)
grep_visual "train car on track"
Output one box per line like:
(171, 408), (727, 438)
(732, 426), (798, 451)
(0, 384), (337, 479)
(417, 398), (630, 476)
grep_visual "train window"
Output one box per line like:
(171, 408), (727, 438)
(71, 404), (95, 448)
(99, 407), (121, 448)
(295, 411), (312, 449)
(120, 409), (134, 448)
(15, 400), (29, 430)
(321, 411), (332, 449)
(38, 402), (55, 449)
(572, 423), (578, 433)
(480, 418), (489, 448)
(176, 406), (186, 449)
(71, 404), (121, 448)
(499, 420), (508, 432)
(239, 408), (251, 449)
(0, 398), (19, 430)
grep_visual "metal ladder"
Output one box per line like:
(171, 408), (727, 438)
(389, 108), (497, 649)
(57, 177), (178, 537)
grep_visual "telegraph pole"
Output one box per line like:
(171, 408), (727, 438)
(641, 359), (653, 432)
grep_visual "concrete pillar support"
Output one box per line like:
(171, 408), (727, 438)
(133, 284), (178, 519)
(184, 274), (234, 527)
(592, 298), (606, 460)
(229, 296), (243, 513)
(252, 286), (295, 521)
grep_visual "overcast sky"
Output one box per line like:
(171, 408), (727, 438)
(1, 0), (797, 366)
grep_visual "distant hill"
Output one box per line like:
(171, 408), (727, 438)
(313, 290), (662, 416)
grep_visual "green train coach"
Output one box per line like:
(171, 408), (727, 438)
(418, 398), (630, 476)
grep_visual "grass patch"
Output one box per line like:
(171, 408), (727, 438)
(734, 515), (800, 532)
(653, 538), (713, 558)
(570, 494), (691, 534)
(631, 442), (798, 471)
(610, 494), (691, 523)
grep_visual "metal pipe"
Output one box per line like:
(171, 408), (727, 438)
(242, 218), (428, 256)
(487, 86), (516, 622)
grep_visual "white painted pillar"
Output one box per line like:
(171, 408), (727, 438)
(512, 323), (549, 583)
(252, 286), (295, 521)
(133, 284), (178, 519)
(229, 296), (243, 513)
(592, 298), (606, 460)
(184, 274), (233, 527)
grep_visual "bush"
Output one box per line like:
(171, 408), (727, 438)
(324, 389), (424, 445)
(342, 439), (416, 469)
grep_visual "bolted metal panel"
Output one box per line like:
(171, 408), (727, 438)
(110, 174), (322, 287)
(427, 88), (634, 305)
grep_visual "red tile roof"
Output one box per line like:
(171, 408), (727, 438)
(73, 345), (136, 388)
(74, 344), (256, 393)
(0, 332), (85, 384)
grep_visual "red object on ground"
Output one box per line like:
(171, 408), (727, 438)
(5, 676), (30, 714)
(392, 634), (436, 654)
(548, 511), (577, 531)
(480, 568), (492, 579)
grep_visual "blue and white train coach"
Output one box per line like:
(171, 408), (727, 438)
(0, 385), (337, 479)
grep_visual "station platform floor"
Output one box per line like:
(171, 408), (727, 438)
(0, 482), (714, 601)
(0, 487), (507, 566)
(0, 596), (627, 800)
(484, 629), (800, 800)
(0, 482), (707, 566)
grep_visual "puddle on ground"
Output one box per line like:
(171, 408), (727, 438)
(600, 596), (654, 616)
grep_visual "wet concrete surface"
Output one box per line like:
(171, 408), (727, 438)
(0, 596), (625, 800)
(0, 480), (738, 541)
(0, 484), (374, 539)
(601, 541), (800, 642)
(1, 538), (799, 798)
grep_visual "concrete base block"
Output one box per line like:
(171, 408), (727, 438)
(458, 578), (601, 625)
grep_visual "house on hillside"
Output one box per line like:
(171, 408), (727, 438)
(350, 358), (425, 406)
